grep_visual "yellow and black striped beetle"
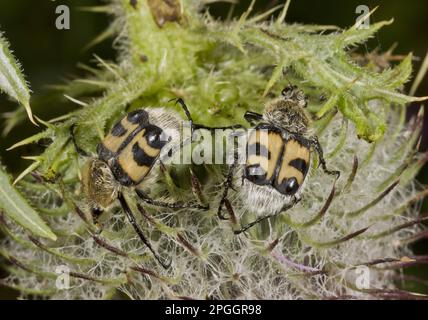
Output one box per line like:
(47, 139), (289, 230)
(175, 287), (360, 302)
(218, 85), (340, 234)
(72, 101), (208, 268)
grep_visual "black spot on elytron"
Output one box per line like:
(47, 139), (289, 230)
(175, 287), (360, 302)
(111, 121), (127, 137)
(132, 142), (157, 167)
(110, 159), (134, 186)
(143, 124), (168, 149)
(247, 142), (271, 160)
(127, 109), (149, 124)
(289, 158), (308, 175)
(274, 177), (300, 196)
(244, 165), (269, 185)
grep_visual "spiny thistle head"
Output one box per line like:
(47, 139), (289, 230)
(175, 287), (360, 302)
(0, 0), (427, 299)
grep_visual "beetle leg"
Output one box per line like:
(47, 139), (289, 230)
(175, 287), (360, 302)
(171, 98), (194, 129)
(118, 192), (172, 269)
(233, 196), (301, 235)
(193, 123), (245, 131)
(217, 165), (236, 220)
(309, 136), (340, 178)
(172, 97), (244, 131)
(233, 215), (272, 235)
(217, 144), (239, 220)
(135, 188), (208, 210)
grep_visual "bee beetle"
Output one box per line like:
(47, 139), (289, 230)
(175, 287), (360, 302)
(218, 85), (340, 234)
(71, 101), (207, 268)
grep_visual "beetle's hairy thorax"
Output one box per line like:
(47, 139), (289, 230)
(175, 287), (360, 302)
(263, 98), (311, 136)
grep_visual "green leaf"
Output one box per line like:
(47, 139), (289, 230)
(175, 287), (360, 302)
(0, 164), (57, 241)
(7, 130), (51, 151)
(378, 53), (413, 90)
(339, 18), (394, 49)
(338, 95), (372, 141)
(0, 31), (36, 125)
(316, 94), (339, 118)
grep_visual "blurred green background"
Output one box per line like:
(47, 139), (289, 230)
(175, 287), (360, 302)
(0, 0), (427, 299)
